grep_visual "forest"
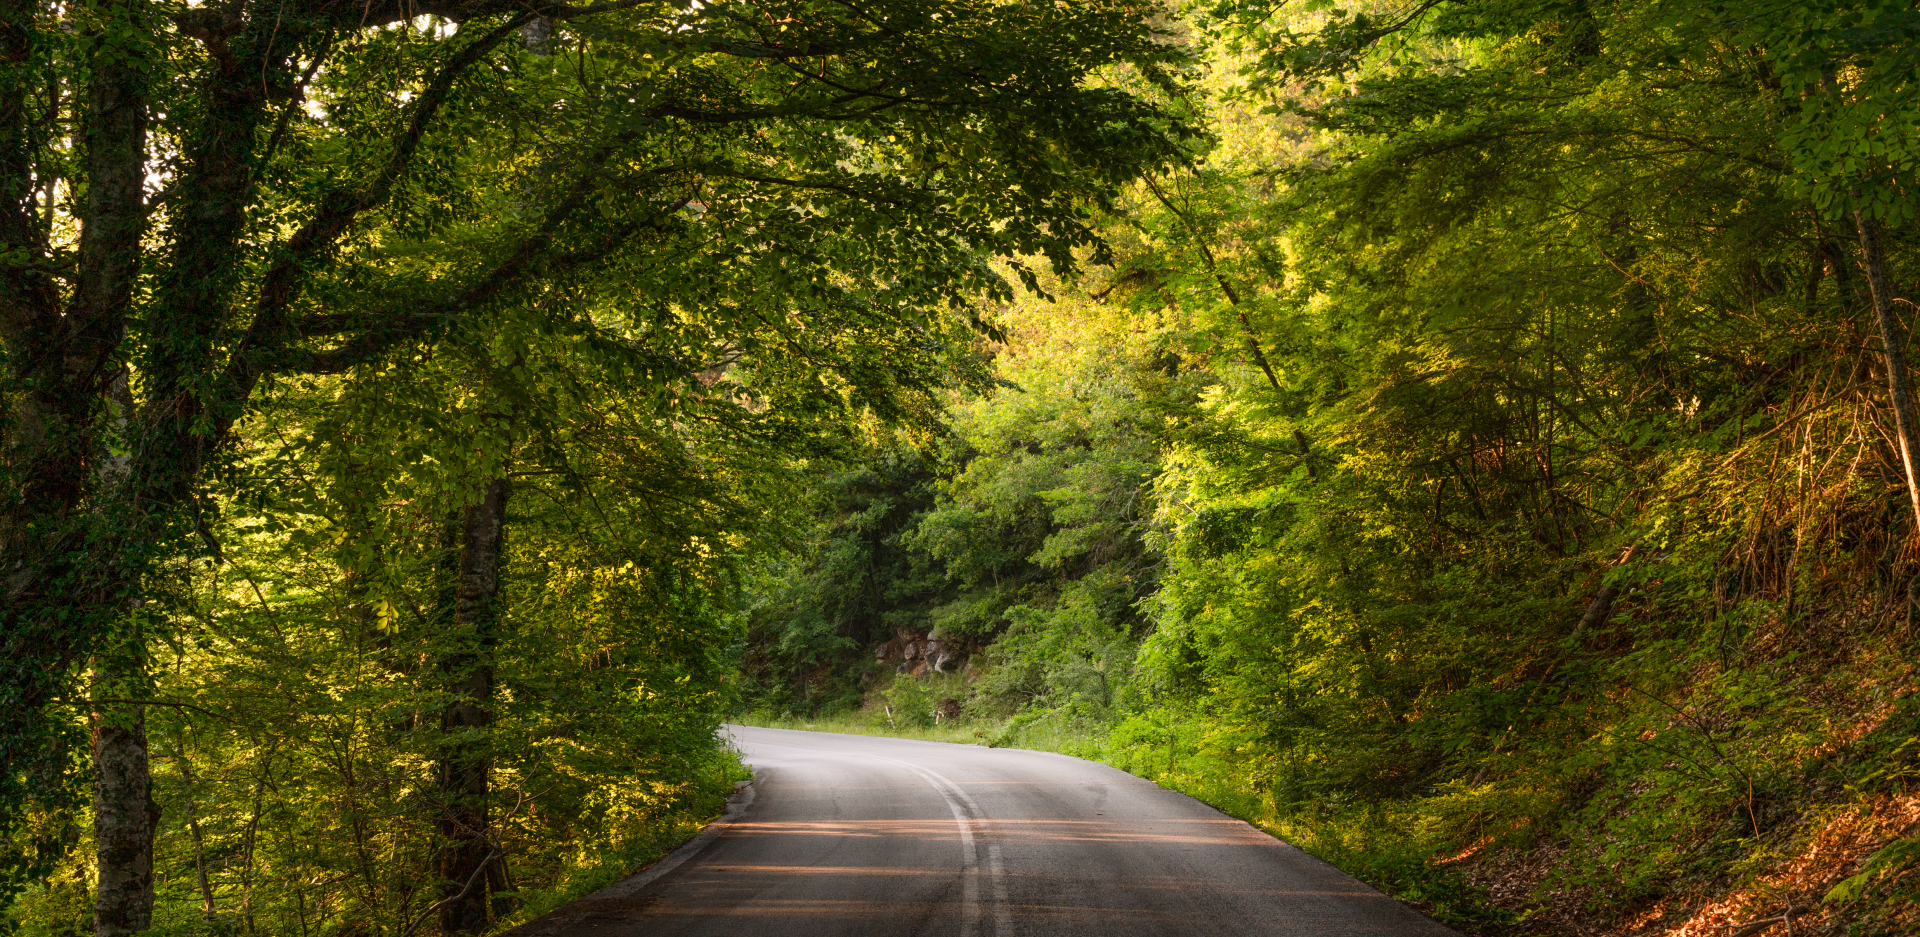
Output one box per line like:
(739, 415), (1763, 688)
(1, 0), (1918, 934)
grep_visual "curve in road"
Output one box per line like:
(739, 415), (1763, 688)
(505, 725), (1456, 936)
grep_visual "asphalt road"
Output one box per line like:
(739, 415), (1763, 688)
(505, 725), (1456, 936)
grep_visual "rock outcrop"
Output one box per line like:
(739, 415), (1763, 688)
(872, 628), (966, 677)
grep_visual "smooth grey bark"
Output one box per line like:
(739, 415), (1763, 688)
(1855, 206), (1920, 531)
(92, 370), (152, 937)
(1572, 545), (1640, 642)
(1, 0), (160, 928)
(1292, 429), (1318, 479)
(91, 637), (156, 937)
(84, 3), (154, 909)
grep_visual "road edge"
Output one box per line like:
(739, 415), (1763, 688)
(599, 775), (757, 899)
(495, 775), (758, 935)
(727, 725), (1459, 934)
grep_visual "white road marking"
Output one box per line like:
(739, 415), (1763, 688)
(987, 841), (1012, 934)
(732, 735), (1008, 935)
(867, 753), (1007, 937)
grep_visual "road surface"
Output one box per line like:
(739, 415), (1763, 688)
(505, 725), (1456, 935)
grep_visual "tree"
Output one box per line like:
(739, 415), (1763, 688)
(1723, 0), (1920, 526)
(0, 0), (1186, 928)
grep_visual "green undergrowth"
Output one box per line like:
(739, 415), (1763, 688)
(746, 653), (1920, 932)
(5, 753), (753, 937)
(736, 688), (1507, 927)
(489, 752), (753, 933)
(740, 673), (1002, 745)
(739, 710), (990, 746)
(6, 752), (755, 937)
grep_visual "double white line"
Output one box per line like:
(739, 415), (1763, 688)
(730, 734), (1012, 935)
(868, 753), (1012, 937)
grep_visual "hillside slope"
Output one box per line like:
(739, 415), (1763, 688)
(744, 1), (1920, 931)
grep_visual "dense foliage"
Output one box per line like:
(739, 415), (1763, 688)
(0, 0), (1181, 933)
(747, 1), (1920, 932)
(10, 0), (1920, 933)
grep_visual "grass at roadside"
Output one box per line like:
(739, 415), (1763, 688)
(491, 751), (753, 934)
(742, 673), (1920, 936)
(735, 709), (987, 745)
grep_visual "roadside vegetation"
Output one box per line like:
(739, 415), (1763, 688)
(742, 1), (1920, 934)
(0, 1), (1179, 934)
(6, 0), (1920, 936)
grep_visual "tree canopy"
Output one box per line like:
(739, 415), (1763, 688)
(746, 0), (1920, 932)
(0, 0), (1184, 931)
(11, 0), (1920, 934)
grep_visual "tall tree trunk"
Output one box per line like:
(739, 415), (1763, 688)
(1855, 206), (1920, 531)
(91, 369), (152, 937)
(0, 0), (150, 810)
(437, 24), (547, 926)
(437, 476), (509, 935)
(91, 631), (155, 937)
(84, 0), (154, 899)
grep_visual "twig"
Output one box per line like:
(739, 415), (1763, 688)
(400, 849), (500, 937)
(1627, 683), (1761, 838)
(1726, 905), (1805, 937)
(65, 696), (233, 722)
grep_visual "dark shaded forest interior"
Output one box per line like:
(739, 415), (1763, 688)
(2, 0), (1919, 934)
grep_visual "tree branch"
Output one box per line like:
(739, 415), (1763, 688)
(281, 195), (692, 376)
(246, 13), (533, 334)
